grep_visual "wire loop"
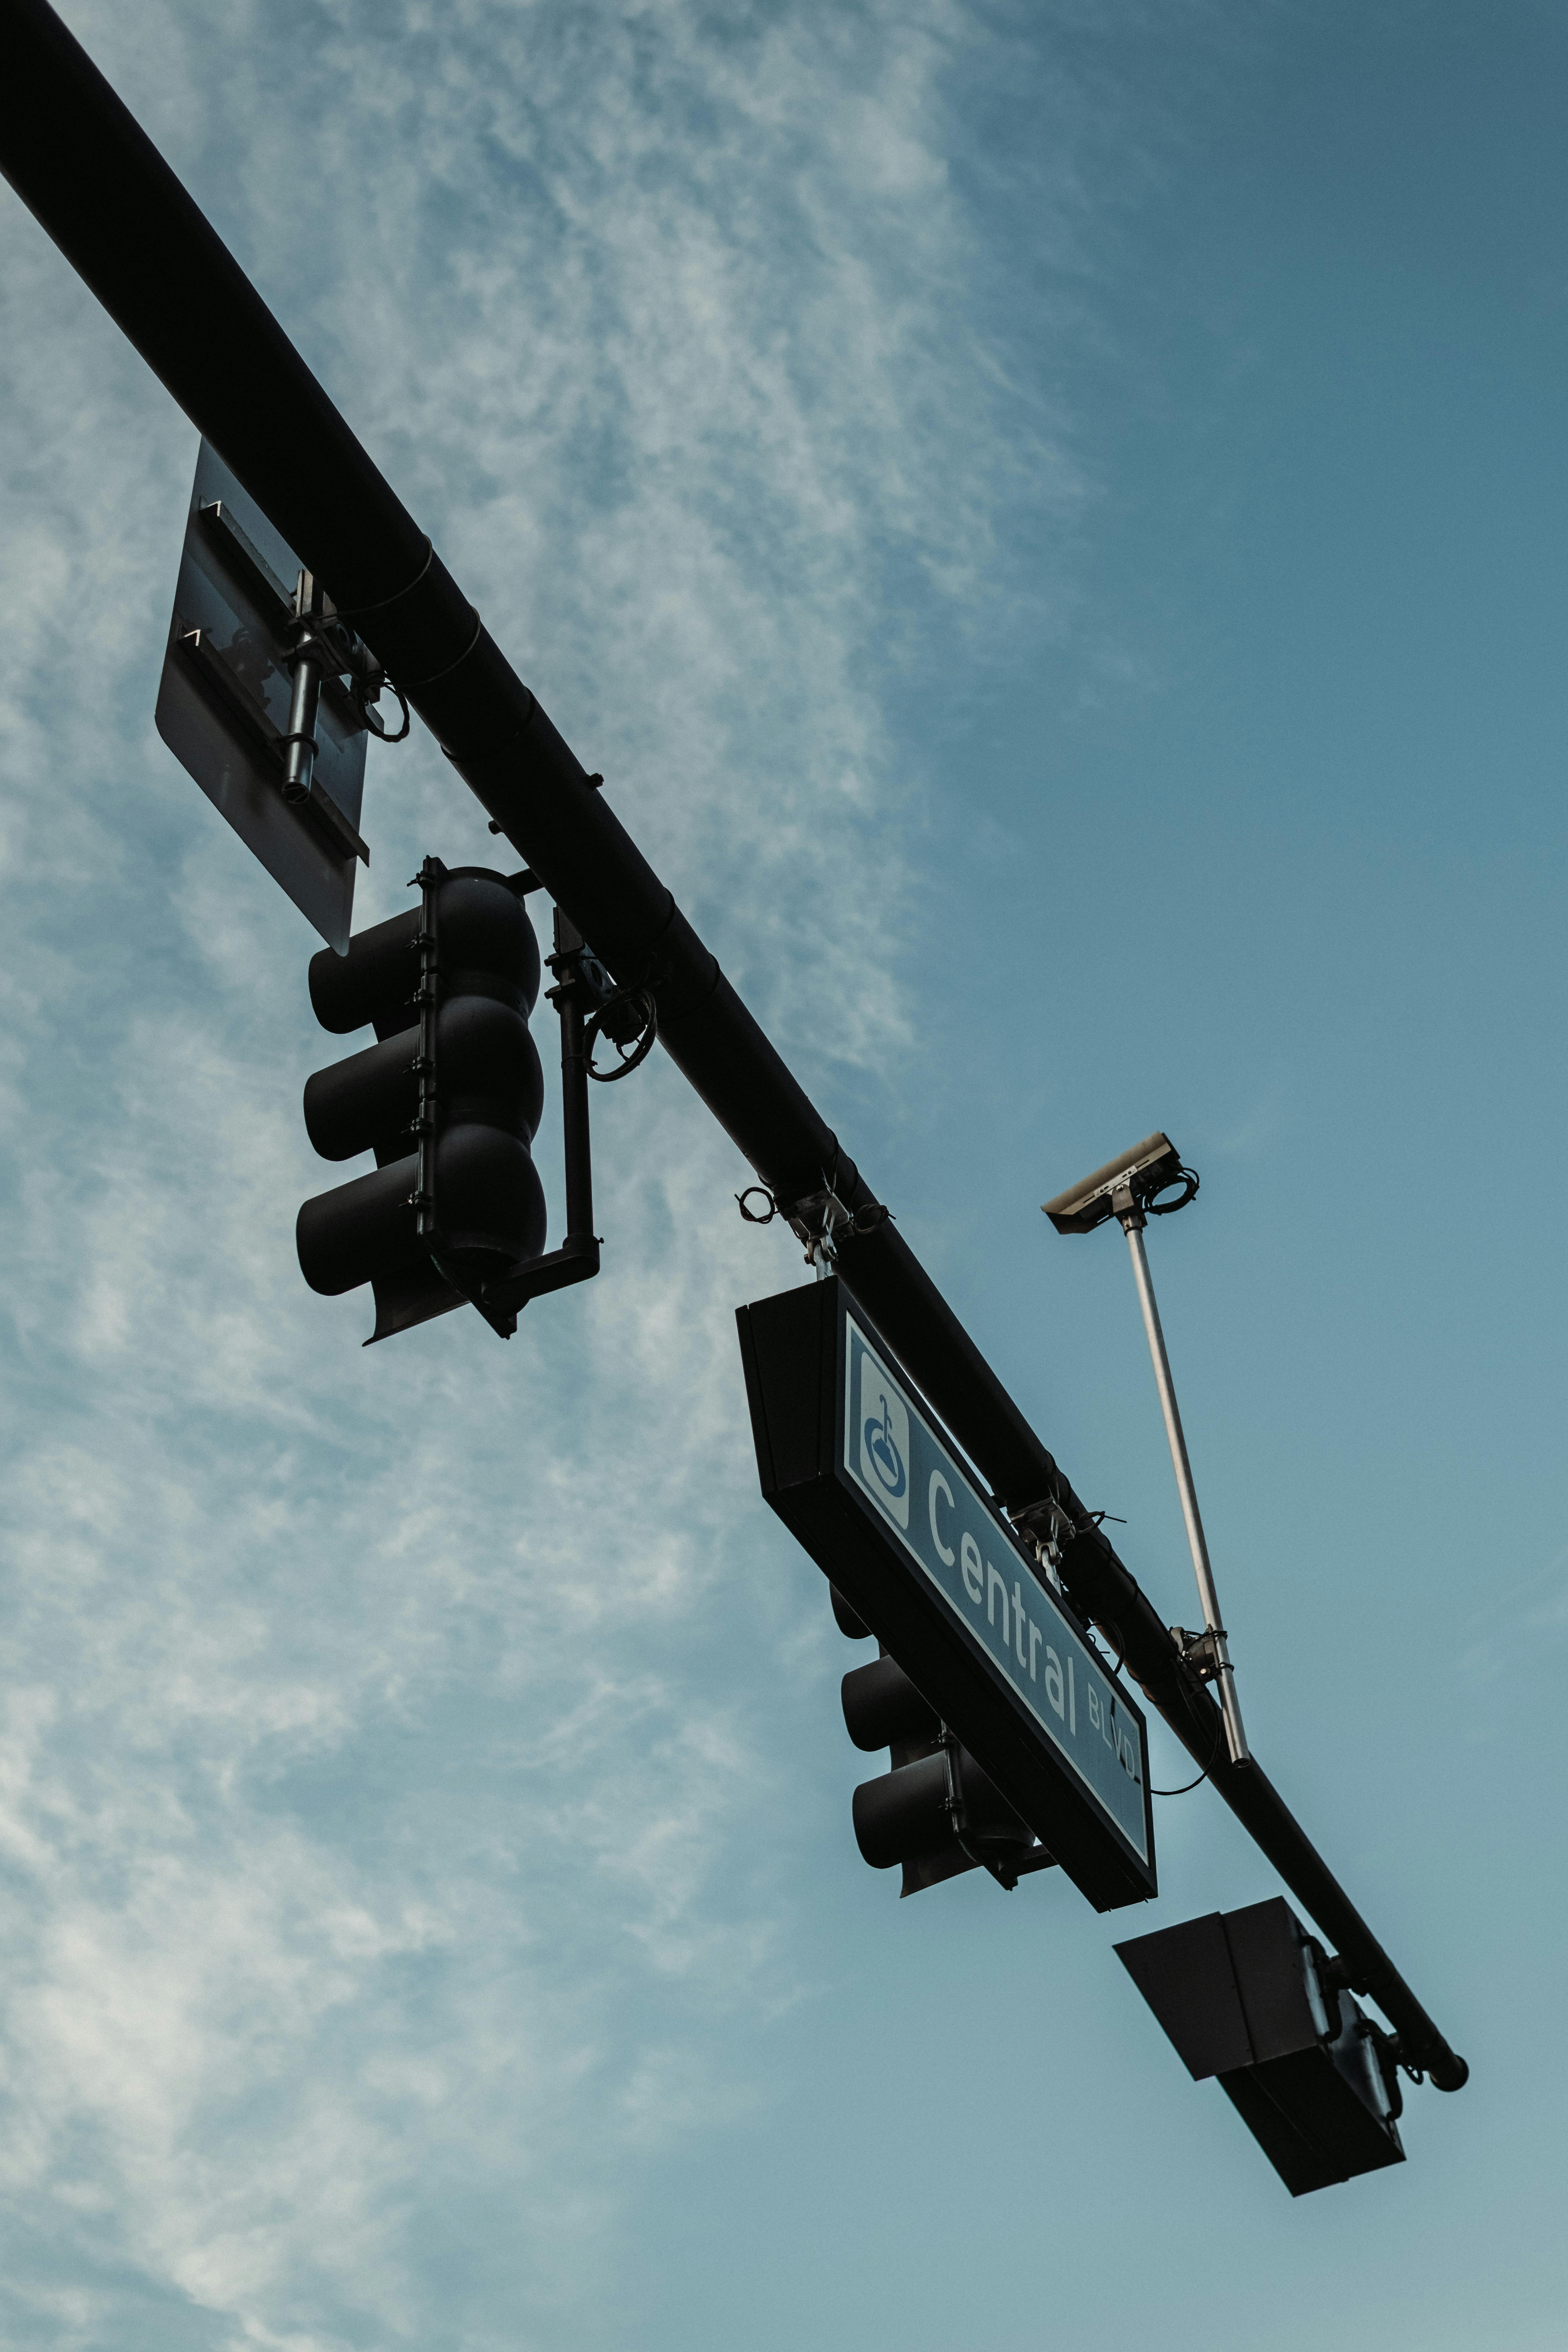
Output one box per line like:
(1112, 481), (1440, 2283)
(1145, 1163), (1200, 1216)
(1151, 1706), (1224, 1796)
(584, 987), (657, 1082)
(356, 673), (411, 742)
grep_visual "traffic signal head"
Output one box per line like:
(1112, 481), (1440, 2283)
(1115, 1898), (1406, 2194)
(832, 1603), (1051, 1896)
(297, 863), (547, 1341)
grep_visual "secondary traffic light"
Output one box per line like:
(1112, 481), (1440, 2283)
(297, 859), (547, 1341)
(831, 1587), (1053, 1895)
(1115, 1898), (1406, 2194)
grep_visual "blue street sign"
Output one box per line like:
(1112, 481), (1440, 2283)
(842, 1308), (1150, 1867)
(737, 1276), (1157, 1910)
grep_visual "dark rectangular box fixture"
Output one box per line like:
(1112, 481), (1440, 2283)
(1115, 1897), (1406, 2195)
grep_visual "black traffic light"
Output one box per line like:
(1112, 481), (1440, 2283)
(1115, 1898), (1406, 2194)
(831, 1586), (1055, 1896)
(297, 858), (600, 1342)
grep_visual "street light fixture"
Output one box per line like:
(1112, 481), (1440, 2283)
(1043, 1132), (1250, 1768)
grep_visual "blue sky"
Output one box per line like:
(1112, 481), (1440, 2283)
(0, 2), (1563, 2346)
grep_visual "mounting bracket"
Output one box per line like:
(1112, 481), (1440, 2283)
(478, 905), (602, 1318)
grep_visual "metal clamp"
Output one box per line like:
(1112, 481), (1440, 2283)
(777, 1186), (892, 1278)
(1007, 1494), (1073, 1593)
(786, 1186), (853, 1278)
(1171, 1625), (1229, 1684)
(282, 568), (408, 806)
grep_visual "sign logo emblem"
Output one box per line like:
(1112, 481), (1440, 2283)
(859, 1356), (910, 1528)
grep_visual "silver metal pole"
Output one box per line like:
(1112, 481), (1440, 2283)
(1121, 1216), (1250, 1766)
(281, 644), (322, 803)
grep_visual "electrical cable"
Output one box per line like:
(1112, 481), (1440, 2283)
(1151, 1707), (1225, 1797)
(1088, 1614), (1128, 1680)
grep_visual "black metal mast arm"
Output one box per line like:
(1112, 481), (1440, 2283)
(0, 0), (1465, 2093)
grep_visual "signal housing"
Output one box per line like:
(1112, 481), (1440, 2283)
(297, 864), (548, 1340)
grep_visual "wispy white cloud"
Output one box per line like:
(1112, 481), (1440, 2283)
(0, 0), (1098, 2340)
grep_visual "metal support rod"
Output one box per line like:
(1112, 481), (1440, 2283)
(280, 646), (322, 803)
(474, 908), (601, 1316)
(1120, 1211), (1249, 1767)
(0, 0), (1465, 2091)
(281, 568), (329, 803)
(556, 962), (593, 1246)
(413, 856), (441, 1241)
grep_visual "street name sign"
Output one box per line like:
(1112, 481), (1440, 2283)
(737, 1277), (1156, 1911)
(155, 439), (370, 952)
